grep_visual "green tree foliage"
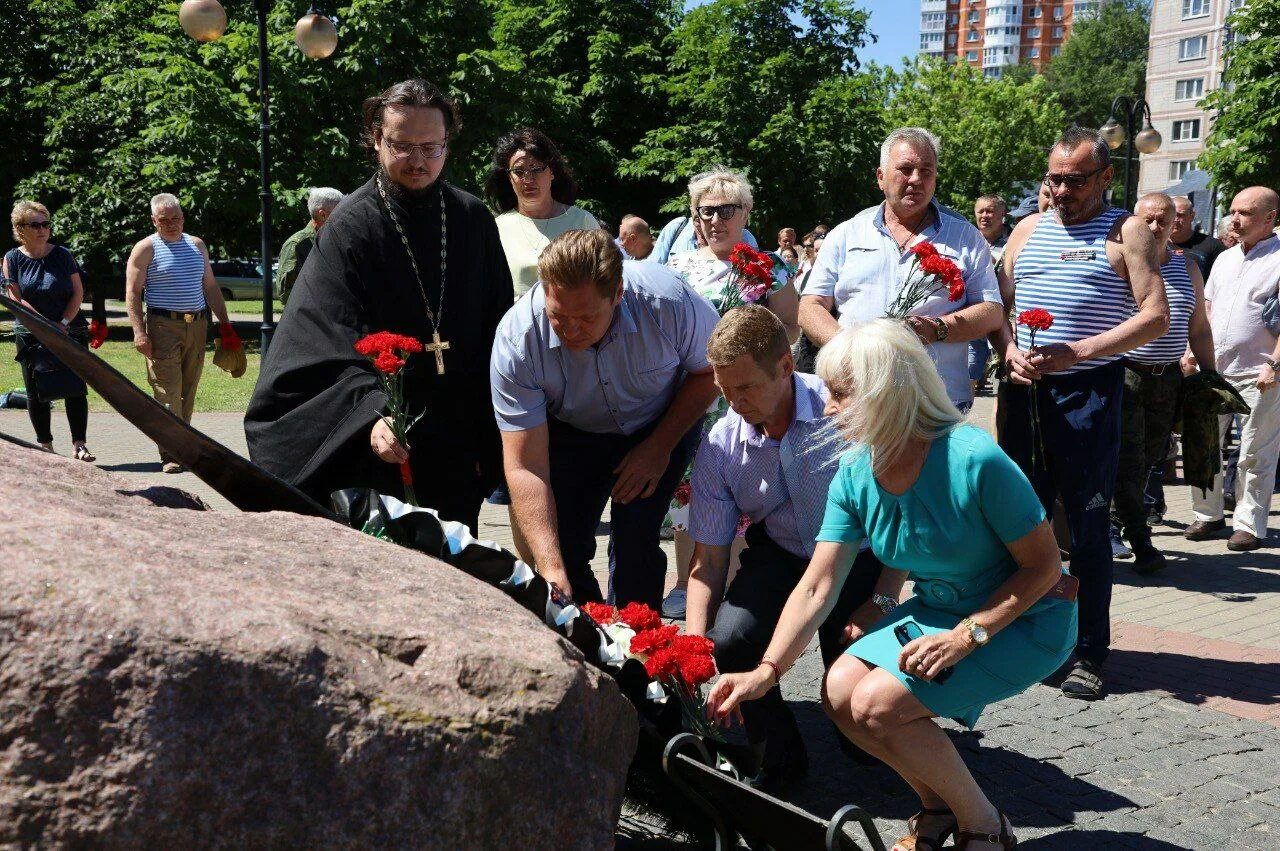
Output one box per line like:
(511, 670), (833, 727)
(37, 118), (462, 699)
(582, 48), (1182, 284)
(882, 59), (1067, 211)
(1041, 0), (1150, 129)
(1200, 0), (1280, 197)
(620, 0), (887, 237)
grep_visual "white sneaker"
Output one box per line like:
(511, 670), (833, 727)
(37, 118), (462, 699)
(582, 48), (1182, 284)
(1111, 534), (1132, 560)
(661, 588), (687, 619)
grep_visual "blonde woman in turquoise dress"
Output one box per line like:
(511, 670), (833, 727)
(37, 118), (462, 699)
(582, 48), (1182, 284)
(660, 167), (797, 618)
(708, 319), (1076, 851)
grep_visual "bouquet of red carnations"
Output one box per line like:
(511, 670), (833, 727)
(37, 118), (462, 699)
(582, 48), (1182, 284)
(354, 331), (425, 505)
(721, 243), (779, 312)
(583, 601), (721, 740)
(885, 241), (965, 320)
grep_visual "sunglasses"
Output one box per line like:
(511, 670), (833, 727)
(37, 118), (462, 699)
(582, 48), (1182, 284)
(509, 165), (549, 181)
(1042, 164), (1107, 190)
(382, 138), (448, 160)
(695, 203), (742, 222)
(22, 220), (51, 230)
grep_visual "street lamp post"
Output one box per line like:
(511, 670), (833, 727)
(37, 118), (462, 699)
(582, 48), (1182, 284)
(1099, 96), (1162, 212)
(178, 0), (337, 355)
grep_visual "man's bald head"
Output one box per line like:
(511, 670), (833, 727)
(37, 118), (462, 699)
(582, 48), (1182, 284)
(1170, 195), (1195, 242)
(1228, 186), (1280, 251)
(618, 214), (654, 260)
(1135, 193), (1177, 247)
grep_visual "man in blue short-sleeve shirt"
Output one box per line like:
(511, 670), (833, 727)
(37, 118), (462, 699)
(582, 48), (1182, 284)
(799, 127), (1003, 411)
(492, 228), (720, 608)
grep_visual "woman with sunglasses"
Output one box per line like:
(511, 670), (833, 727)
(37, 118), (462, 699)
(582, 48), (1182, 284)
(3, 200), (94, 461)
(659, 167), (800, 618)
(708, 320), (1076, 851)
(484, 128), (599, 300)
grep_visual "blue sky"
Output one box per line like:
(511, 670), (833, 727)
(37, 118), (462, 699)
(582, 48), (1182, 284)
(854, 0), (919, 69)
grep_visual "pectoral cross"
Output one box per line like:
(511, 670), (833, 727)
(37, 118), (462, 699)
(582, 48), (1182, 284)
(425, 330), (450, 375)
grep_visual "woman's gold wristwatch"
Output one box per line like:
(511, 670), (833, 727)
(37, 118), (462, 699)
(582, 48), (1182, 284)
(960, 617), (989, 647)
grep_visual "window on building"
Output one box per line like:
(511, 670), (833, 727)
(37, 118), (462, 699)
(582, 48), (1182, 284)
(1182, 0), (1210, 18)
(1027, 26), (1041, 37)
(1175, 78), (1205, 100)
(1229, 0), (1246, 9)
(949, 13), (959, 24)
(1053, 6), (1064, 19)
(968, 9), (980, 22)
(967, 49), (979, 61)
(947, 33), (957, 45)
(1172, 119), (1202, 141)
(1029, 6), (1043, 18)
(1029, 46), (1041, 58)
(1169, 161), (1194, 180)
(1053, 26), (1064, 37)
(1179, 35), (1208, 60)
(984, 67), (1003, 78)
(1051, 45), (1061, 56)
(968, 29), (980, 41)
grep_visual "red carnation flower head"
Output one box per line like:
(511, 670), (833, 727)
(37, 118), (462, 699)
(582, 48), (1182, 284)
(1017, 308), (1054, 332)
(582, 602), (618, 625)
(671, 633), (715, 656)
(373, 351), (406, 375)
(629, 624), (678, 657)
(355, 331), (423, 358)
(88, 319), (109, 349)
(618, 601), (664, 633)
(948, 277), (965, 302)
(910, 241), (940, 259)
(644, 645), (681, 680)
(672, 482), (692, 507)
(919, 254), (948, 276)
(675, 650), (717, 687)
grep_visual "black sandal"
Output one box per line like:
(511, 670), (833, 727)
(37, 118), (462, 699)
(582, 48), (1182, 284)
(893, 807), (956, 851)
(955, 811), (1017, 849)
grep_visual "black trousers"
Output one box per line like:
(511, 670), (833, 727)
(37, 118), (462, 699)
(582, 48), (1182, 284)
(706, 524), (883, 749)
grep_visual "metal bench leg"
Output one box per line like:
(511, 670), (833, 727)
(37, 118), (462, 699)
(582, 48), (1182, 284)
(827, 804), (888, 851)
(662, 733), (734, 851)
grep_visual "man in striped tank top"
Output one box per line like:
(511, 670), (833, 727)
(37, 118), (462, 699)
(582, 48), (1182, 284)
(993, 128), (1169, 700)
(125, 193), (233, 473)
(1113, 194), (1214, 575)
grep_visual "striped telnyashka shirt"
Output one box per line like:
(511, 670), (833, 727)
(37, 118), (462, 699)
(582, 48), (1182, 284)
(1014, 207), (1134, 374)
(145, 233), (207, 311)
(1128, 248), (1195, 365)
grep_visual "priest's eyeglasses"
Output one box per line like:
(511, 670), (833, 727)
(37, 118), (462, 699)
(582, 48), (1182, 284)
(383, 139), (449, 160)
(695, 203), (743, 221)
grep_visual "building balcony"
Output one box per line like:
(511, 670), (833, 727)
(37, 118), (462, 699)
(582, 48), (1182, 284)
(984, 29), (1021, 47)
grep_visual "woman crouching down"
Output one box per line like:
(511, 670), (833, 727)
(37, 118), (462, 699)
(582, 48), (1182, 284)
(707, 319), (1077, 851)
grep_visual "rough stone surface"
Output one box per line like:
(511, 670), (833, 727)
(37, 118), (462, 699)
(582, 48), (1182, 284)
(0, 442), (636, 848)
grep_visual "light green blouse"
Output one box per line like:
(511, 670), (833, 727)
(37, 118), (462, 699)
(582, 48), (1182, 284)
(495, 206), (600, 299)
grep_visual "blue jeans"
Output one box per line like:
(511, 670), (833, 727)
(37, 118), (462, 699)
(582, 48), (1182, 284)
(998, 362), (1124, 666)
(968, 338), (991, 383)
(548, 416), (701, 609)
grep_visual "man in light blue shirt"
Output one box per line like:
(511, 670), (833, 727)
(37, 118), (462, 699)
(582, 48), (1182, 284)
(798, 127), (1003, 410)
(492, 228), (720, 608)
(684, 306), (885, 791)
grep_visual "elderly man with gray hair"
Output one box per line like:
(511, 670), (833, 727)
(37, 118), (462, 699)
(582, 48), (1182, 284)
(277, 187), (344, 305)
(124, 192), (234, 473)
(798, 126), (1004, 412)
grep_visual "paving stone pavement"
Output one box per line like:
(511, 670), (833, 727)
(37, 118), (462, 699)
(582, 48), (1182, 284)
(3, 395), (1279, 849)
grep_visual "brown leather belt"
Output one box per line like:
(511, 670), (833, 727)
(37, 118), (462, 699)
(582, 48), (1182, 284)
(149, 308), (208, 323)
(1126, 360), (1179, 376)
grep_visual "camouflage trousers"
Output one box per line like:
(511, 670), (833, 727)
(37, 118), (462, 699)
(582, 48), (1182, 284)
(1112, 364), (1182, 542)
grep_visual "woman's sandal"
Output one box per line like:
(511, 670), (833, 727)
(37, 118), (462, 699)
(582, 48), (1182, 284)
(74, 443), (96, 462)
(955, 811), (1017, 849)
(893, 807), (957, 851)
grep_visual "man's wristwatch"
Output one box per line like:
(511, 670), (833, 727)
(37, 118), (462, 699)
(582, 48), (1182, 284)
(872, 594), (899, 616)
(1263, 356), (1279, 371)
(59, 317), (71, 327)
(934, 317), (949, 342)
(960, 617), (989, 647)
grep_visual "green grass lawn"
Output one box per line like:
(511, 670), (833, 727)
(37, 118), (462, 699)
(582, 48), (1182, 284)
(0, 338), (259, 413)
(221, 299), (283, 317)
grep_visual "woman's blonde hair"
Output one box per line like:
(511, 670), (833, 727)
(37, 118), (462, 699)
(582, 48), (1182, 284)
(816, 319), (963, 474)
(687, 167), (753, 213)
(11, 200), (49, 244)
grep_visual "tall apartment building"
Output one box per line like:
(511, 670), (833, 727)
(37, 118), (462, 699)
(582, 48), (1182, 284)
(919, 0), (1106, 78)
(1138, 0), (1246, 198)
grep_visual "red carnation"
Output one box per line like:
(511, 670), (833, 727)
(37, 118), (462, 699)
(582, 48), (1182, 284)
(629, 624), (678, 656)
(1017, 308), (1054, 332)
(217, 322), (243, 352)
(582, 602), (618, 625)
(644, 646), (680, 680)
(619, 602), (664, 633)
(88, 319), (109, 349)
(672, 482), (692, 507)
(919, 254), (949, 276)
(373, 351), (406, 375)
(671, 633), (715, 656)
(354, 331), (423, 357)
(909, 241), (940, 259)
(675, 650), (717, 687)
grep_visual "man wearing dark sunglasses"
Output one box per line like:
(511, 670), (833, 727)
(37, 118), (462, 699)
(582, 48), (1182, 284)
(992, 127), (1169, 701)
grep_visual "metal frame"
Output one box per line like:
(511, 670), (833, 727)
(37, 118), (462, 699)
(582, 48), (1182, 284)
(1107, 95), (1155, 212)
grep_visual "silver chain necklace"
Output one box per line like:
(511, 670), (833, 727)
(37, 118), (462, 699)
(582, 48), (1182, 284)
(376, 173), (451, 374)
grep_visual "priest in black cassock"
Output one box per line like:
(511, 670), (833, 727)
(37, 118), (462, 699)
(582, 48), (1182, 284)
(246, 79), (513, 532)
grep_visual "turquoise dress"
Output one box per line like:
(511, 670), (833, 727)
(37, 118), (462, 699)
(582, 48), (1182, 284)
(817, 425), (1077, 728)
